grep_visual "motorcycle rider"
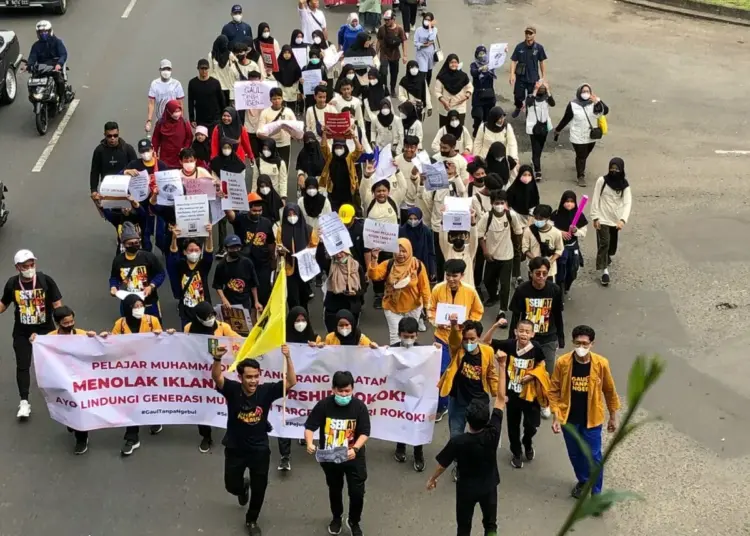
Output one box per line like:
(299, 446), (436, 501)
(26, 20), (71, 106)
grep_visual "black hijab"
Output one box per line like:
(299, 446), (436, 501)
(334, 309), (361, 346)
(335, 64), (364, 96)
(281, 203), (310, 252)
(345, 32), (373, 57)
(122, 294), (144, 334)
(256, 174), (283, 224)
(260, 138), (282, 166)
(217, 106), (242, 143)
(553, 190), (588, 231)
(399, 60), (426, 102)
(377, 98), (394, 127)
(296, 132), (325, 177)
(365, 67), (386, 110)
(211, 35), (231, 69)
(191, 135), (211, 164)
(276, 45), (302, 87)
(312, 29), (329, 50)
(603, 157), (629, 194)
(484, 106), (507, 133)
(399, 101), (418, 131)
(303, 177), (326, 217)
(437, 54), (470, 95)
(189, 302), (218, 335)
(254, 22), (274, 56)
(286, 306), (318, 343)
(506, 165), (540, 215)
(445, 109), (462, 139)
(211, 139), (246, 174)
(290, 29), (306, 49)
(486, 142), (516, 186)
(329, 140), (351, 194)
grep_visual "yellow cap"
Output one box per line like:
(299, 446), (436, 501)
(338, 204), (355, 225)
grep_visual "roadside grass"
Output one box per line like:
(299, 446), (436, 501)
(696, 0), (750, 9)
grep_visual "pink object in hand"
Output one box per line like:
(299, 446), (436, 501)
(571, 195), (589, 228)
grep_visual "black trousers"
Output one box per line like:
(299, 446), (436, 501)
(573, 142), (596, 178)
(529, 133), (548, 175)
(225, 446), (271, 523)
(401, 2), (419, 30)
(471, 103), (495, 137)
(456, 489), (497, 536)
(12, 335), (33, 400)
(440, 113), (466, 129)
(372, 251), (393, 296)
(199, 425), (212, 440)
(513, 79), (536, 109)
(483, 258), (513, 310)
(277, 145), (292, 175)
(511, 233), (523, 279)
(379, 59), (400, 94)
(278, 438), (292, 458)
(287, 271), (310, 312)
(255, 264), (273, 306)
(67, 427), (89, 442)
(596, 224), (619, 270)
(424, 69), (433, 85)
(506, 398), (540, 457)
(434, 232), (446, 281)
(473, 250), (485, 292)
(395, 443), (424, 456)
(321, 457), (367, 524)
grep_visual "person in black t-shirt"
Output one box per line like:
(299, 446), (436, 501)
(213, 234), (262, 320)
(166, 226), (214, 328)
(187, 59), (226, 133)
(427, 351), (507, 536)
(0, 249), (63, 420)
(212, 344), (297, 536)
(305, 371), (371, 536)
(483, 318), (548, 469)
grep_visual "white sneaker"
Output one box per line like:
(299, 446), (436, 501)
(418, 317), (427, 332)
(17, 400), (31, 419)
(540, 406), (551, 419)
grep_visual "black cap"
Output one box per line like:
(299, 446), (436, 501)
(231, 4), (242, 13)
(138, 139), (152, 152)
(224, 234), (242, 247)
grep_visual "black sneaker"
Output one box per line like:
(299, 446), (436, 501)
(495, 311), (507, 325)
(277, 456), (291, 471)
(435, 407), (448, 422)
(571, 482), (585, 499)
(525, 445), (535, 461)
(393, 448), (406, 463)
(199, 437), (212, 453)
(511, 108), (521, 119)
(515, 276), (524, 287)
(510, 456), (524, 469)
(346, 518), (363, 536)
(535, 172), (543, 182)
(328, 517), (343, 535)
(485, 298), (499, 308)
(74, 438), (88, 455)
(120, 440), (140, 456)
(238, 477), (250, 506)
(601, 273), (610, 287)
(150, 425), (163, 435)
(246, 521), (262, 536)
(413, 453), (425, 472)
(373, 296), (383, 310)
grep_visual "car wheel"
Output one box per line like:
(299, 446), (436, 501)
(0, 67), (17, 105)
(51, 0), (67, 14)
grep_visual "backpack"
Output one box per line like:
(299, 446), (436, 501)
(529, 225), (556, 257)
(484, 210), (513, 235)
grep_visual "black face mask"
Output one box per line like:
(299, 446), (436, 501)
(227, 252), (240, 260)
(125, 245), (140, 254)
(452, 238), (465, 249)
(248, 213), (261, 222)
(58, 325), (75, 334)
(440, 150), (452, 158)
(473, 180), (485, 188)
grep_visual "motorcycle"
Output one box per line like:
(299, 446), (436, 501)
(24, 61), (74, 136)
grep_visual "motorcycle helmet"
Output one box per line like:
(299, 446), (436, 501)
(35, 20), (53, 41)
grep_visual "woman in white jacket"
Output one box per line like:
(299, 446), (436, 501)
(431, 110), (473, 155)
(473, 106), (518, 162)
(590, 157), (631, 287)
(371, 99), (404, 154)
(398, 60), (432, 121)
(525, 80), (555, 181)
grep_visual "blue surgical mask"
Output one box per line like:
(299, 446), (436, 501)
(408, 219), (420, 227)
(534, 220), (547, 228)
(463, 341), (478, 353)
(334, 394), (352, 406)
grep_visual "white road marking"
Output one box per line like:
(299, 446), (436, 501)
(121, 0), (138, 18)
(31, 98), (80, 173)
(715, 150), (750, 155)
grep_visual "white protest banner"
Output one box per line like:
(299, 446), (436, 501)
(375, 144), (398, 180)
(302, 69), (323, 96)
(442, 196), (472, 231)
(487, 42), (508, 70)
(318, 212), (353, 256)
(209, 199), (225, 225)
(128, 170), (150, 202)
(99, 175), (131, 209)
(115, 290), (145, 301)
(323, 47), (343, 70)
(347, 56), (374, 69)
(257, 120), (305, 141)
(292, 248), (321, 282)
(183, 177), (216, 200)
(33, 337), (440, 445)
(155, 169), (184, 206)
(174, 195), (210, 237)
(220, 170), (249, 212)
(363, 218), (399, 253)
(423, 161), (449, 191)
(412, 150), (432, 173)
(234, 80), (278, 111)
(434, 303), (467, 325)
(214, 304), (252, 336)
(292, 46), (309, 70)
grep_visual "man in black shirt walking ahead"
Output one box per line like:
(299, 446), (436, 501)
(187, 59), (226, 135)
(426, 350), (507, 536)
(305, 371), (371, 536)
(212, 344), (297, 536)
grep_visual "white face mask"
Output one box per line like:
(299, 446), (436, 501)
(392, 276), (411, 289)
(186, 252), (201, 263)
(131, 307), (145, 319)
(20, 268), (36, 279)
(262, 149), (272, 158)
(222, 148), (233, 157)
(262, 31), (271, 39)
(334, 148), (345, 157)
(346, 73), (356, 80)
(287, 215), (299, 225)
(423, 20), (431, 28)
(306, 188), (318, 197)
(232, 14), (242, 22)
(381, 108), (391, 116)
(160, 70), (172, 80)
(575, 347), (590, 358)
(409, 67), (419, 76)
(313, 36), (322, 44)
(295, 37), (303, 45)
(399, 112), (407, 120)
(259, 186), (271, 195)
(140, 151), (153, 161)
(580, 92), (591, 101)
(183, 162), (196, 173)
(449, 120), (460, 128)
(199, 316), (216, 327)
(294, 321), (308, 332)
(338, 327), (352, 337)
(401, 338), (416, 348)
(493, 204), (505, 214)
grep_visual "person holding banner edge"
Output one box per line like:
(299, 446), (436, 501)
(211, 343), (296, 536)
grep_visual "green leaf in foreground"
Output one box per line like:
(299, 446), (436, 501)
(574, 490), (644, 520)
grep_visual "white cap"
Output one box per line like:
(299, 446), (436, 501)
(159, 59), (172, 70)
(383, 9), (393, 19)
(14, 249), (36, 265)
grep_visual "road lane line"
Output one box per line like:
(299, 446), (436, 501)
(715, 150), (750, 155)
(121, 0), (138, 18)
(31, 98), (80, 173)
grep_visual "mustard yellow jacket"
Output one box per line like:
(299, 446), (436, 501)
(427, 282), (484, 343)
(437, 326), (499, 398)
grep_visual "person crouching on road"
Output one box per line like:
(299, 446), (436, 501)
(212, 344), (296, 536)
(305, 371), (371, 536)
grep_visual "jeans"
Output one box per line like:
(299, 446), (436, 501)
(448, 396), (469, 438)
(483, 258), (513, 310)
(563, 424), (603, 494)
(537, 339), (558, 376)
(506, 398), (540, 457)
(435, 337), (451, 412)
(321, 457), (368, 524)
(379, 59), (400, 94)
(456, 489), (497, 536)
(384, 307), (422, 345)
(513, 79), (536, 109)
(573, 142), (596, 178)
(224, 446), (271, 522)
(529, 133), (548, 175)
(360, 12), (381, 32)
(12, 335), (33, 400)
(596, 225), (619, 270)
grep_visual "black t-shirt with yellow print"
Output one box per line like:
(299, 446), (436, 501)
(218, 378), (284, 449)
(1, 273), (62, 337)
(451, 351), (487, 404)
(567, 359), (591, 425)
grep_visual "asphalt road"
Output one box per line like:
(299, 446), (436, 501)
(1, 0), (750, 534)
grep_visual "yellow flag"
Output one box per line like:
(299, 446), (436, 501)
(229, 259), (287, 371)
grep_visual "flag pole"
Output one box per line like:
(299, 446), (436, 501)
(279, 255), (288, 426)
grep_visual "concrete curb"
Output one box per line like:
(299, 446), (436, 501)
(617, 0), (750, 26)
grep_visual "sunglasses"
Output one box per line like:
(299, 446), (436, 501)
(105, 133), (119, 139)
(525, 30), (535, 35)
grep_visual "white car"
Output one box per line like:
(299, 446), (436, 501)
(0, 30), (23, 105)
(0, 0), (67, 15)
